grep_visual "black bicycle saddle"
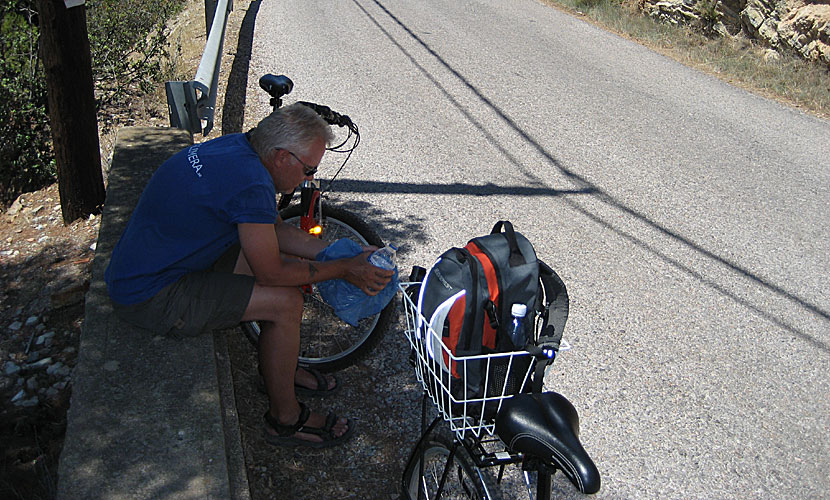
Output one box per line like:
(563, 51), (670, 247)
(258, 74), (293, 99)
(495, 392), (601, 494)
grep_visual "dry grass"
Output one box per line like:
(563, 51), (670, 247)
(539, 0), (830, 118)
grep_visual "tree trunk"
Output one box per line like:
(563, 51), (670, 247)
(37, 0), (104, 225)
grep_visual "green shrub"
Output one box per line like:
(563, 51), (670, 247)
(86, 0), (184, 110)
(0, 0), (185, 209)
(694, 0), (721, 36)
(0, 0), (55, 208)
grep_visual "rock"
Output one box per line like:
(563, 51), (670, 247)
(50, 281), (90, 309)
(3, 361), (21, 376)
(11, 389), (25, 402)
(642, 0), (700, 25)
(25, 315), (39, 327)
(8, 321), (23, 331)
(764, 47), (783, 60)
(17, 397), (39, 407)
(26, 377), (38, 391)
(26, 357), (52, 371)
(640, 0), (830, 68)
(47, 362), (65, 376)
(36, 331), (56, 345)
(6, 196), (25, 216)
(778, 2), (830, 65)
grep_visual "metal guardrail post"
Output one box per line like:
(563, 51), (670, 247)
(165, 81), (201, 133)
(165, 0), (232, 136)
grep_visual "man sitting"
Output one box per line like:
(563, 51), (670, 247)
(105, 103), (393, 447)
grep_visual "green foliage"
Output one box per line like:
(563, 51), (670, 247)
(0, 0), (185, 208)
(86, 0), (184, 110)
(0, 0), (55, 207)
(694, 0), (721, 35)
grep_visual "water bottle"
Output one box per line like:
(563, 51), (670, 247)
(509, 303), (528, 347)
(369, 244), (397, 270)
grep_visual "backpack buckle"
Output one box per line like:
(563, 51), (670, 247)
(484, 300), (499, 329)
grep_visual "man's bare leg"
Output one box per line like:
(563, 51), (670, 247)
(235, 248), (337, 392)
(237, 257), (348, 442)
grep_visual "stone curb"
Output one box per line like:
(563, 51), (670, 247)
(56, 127), (249, 499)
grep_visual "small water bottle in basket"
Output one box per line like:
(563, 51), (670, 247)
(509, 303), (528, 347)
(369, 244), (397, 270)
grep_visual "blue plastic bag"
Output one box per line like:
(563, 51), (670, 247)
(316, 239), (400, 327)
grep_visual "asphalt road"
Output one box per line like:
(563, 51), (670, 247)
(240, 0), (830, 497)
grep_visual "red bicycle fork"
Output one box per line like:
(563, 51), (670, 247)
(299, 180), (322, 294)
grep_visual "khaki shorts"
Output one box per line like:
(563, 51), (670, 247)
(112, 245), (254, 337)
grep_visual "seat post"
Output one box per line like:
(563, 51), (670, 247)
(536, 469), (552, 500)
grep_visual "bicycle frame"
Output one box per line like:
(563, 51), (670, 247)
(410, 395), (554, 500)
(297, 180), (322, 235)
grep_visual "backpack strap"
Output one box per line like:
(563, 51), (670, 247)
(491, 220), (524, 267)
(526, 260), (570, 393)
(538, 260), (569, 341)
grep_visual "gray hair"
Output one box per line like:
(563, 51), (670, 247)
(248, 102), (334, 159)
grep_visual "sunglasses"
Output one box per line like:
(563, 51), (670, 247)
(278, 148), (318, 177)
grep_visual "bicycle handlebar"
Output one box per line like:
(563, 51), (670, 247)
(297, 101), (355, 129)
(258, 73), (355, 131)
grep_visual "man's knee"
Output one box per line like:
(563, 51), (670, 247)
(279, 286), (304, 315)
(249, 285), (303, 323)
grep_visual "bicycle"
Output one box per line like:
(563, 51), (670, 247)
(240, 74), (394, 372)
(399, 266), (601, 500)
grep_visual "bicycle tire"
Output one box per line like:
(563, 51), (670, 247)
(402, 432), (489, 500)
(240, 203), (394, 372)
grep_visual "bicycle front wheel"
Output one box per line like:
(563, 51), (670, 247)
(241, 202), (394, 372)
(403, 433), (488, 500)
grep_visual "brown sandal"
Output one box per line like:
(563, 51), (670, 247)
(263, 401), (354, 448)
(257, 367), (340, 396)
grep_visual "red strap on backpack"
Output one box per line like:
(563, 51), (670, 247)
(445, 295), (466, 378)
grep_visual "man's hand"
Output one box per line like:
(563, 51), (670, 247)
(343, 251), (394, 296)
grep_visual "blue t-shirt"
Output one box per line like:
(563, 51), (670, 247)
(105, 133), (277, 304)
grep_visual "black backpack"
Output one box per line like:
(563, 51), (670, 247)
(414, 221), (569, 413)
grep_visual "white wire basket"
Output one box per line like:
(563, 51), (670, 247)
(399, 282), (537, 439)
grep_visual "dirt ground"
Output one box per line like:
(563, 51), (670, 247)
(0, 2), (206, 497)
(0, 186), (98, 499)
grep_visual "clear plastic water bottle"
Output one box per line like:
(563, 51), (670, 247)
(509, 303), (528, 347)
(369, 244), (397, 270)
